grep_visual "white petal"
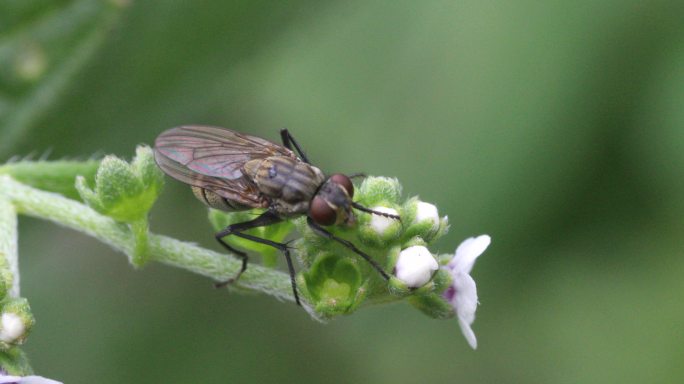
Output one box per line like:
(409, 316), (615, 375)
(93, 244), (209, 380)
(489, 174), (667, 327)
(451, 273), (479, 349)
(448, 235), (490, 274)
(395, 246), (439, 287)
(0, 376), (22, 384)
(453, 274), (478, 323)
(19, 377), (62, 384)
(18, 377), (62, 384)
(0, 313), (25, 343)
(369, 206), (399, 234)
(458, 316), (478, 349)
(414, 202), (440, 229)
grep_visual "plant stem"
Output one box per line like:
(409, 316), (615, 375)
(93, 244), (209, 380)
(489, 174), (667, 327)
(0, 197), (19, 297)
(0, 175), (299, 305)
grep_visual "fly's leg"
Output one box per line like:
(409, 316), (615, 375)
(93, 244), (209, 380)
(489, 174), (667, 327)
(307, 217), (390, 280)
(215, 211), (302, 306)
(280, 128), (310, 163)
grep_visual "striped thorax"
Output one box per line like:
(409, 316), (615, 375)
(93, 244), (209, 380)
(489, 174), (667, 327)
(243, 156), (326, 216)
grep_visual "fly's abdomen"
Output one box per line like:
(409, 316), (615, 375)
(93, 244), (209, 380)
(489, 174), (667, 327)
(191, 186), (251, 211)
(243, 156), (325, 215)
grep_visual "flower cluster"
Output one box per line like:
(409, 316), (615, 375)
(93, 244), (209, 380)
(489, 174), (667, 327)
(211, 176), (491, 347)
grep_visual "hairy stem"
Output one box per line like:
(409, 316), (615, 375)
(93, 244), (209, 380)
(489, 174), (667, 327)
(0, 175), (299, 306)
(0, 197), (19, 297)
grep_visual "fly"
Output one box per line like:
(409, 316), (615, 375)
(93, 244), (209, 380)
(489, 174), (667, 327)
(154, 126), (400, 306)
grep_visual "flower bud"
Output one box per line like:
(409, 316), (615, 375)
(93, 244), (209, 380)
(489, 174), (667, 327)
(394, 246), (438, 288)
(369, 207), (400, 235)
(414, 202), (439, 230)
(0, 298), (34, 349)
(355, 177), (402, 206)
(401, 199), (449, 243)
(75, 146), (163, 223)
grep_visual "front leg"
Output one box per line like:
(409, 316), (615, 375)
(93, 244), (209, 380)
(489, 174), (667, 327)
(307, 217), (390, 280)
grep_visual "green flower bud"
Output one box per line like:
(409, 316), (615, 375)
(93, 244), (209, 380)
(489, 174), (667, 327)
(355, 177), (402, 207)
(75, 146), (162, 267)
(0, 298), (34, 349)
(299, 253), (366, 317)
(75, 146), (163, 223)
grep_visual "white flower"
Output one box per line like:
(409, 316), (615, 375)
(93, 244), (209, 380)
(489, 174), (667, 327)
(0, 375), (62, 384)
(414, 201), (440, 230)
(442, 235), (490, 349)
(0, 313), (25, 343)
(369, 206), (400, 234)
(394, 246), (438, 287)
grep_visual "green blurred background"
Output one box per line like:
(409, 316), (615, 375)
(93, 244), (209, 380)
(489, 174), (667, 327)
(2, 0), (684, 382)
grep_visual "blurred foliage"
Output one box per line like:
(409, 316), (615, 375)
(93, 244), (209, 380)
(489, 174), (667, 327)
(1, 0), (683, 383)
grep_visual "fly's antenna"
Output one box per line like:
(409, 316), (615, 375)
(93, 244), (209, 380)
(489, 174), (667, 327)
(351, 201), (401, 222)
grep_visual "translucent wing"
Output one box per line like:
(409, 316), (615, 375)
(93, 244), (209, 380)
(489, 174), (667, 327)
(155, 125), (294, 179)
(154, 125), (295, 207)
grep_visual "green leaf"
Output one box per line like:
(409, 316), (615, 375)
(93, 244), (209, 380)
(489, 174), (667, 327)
(0, 0), (128, 156)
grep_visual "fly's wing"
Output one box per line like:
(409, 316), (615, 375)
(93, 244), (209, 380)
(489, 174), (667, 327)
(154, 125), (296, 207)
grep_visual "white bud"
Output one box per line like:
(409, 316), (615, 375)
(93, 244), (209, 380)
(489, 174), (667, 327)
(395, 246), (438, 287)
(369, 206), (399, 235)
(415, 201), (440, 229)
(0, 312), (25, 343)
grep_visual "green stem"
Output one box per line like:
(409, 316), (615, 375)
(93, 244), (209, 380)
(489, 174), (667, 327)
(0, 175), (304, 310)
(0, 197), (19, 297)
(130, 219), (149, 268)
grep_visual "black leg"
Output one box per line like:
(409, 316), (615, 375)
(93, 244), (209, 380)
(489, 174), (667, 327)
(280, 128), (310, 163)
(351, 201), (401, 221)
(215, 211), (301, 306)
(307, 217), (390, 280)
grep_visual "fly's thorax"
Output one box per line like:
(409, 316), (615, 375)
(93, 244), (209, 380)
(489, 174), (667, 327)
(191, 186), (250, 211)
(243, 156), (325, 216)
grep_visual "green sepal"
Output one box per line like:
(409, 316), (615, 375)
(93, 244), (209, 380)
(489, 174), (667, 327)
(208, 209), (294, 268)
(355, 177), (402, 207)
(0, 347), (33, 375)
(0, 298), (34, 350)
(0, 269), (10, 301)
(401, 236), (428, 249)
(299, 252), (367, 317)
(408, 292), (455, 320)
(132, 145), (165, 196)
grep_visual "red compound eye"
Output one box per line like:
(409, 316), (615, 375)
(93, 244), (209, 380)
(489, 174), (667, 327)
(309, 196), (336, 226)
(329, 173), (354, 198)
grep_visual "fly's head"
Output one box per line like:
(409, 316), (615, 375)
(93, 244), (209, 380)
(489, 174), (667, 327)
(309, 174), (355, 227)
